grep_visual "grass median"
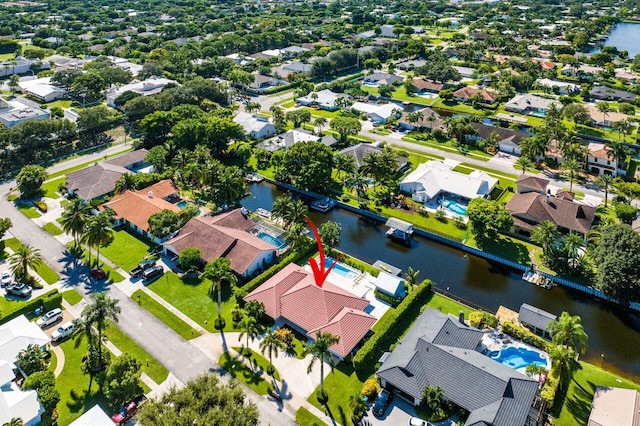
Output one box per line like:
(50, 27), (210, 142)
(131, 290), (201, 340)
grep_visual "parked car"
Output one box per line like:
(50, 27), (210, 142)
(408, 417), (429, 426)
(51, 321), (74, 342)
(1, 271), (11, 287)
(141, 265), (164, 283)
(6, 282), (32, 298)
(91, 268), (106, 279)
(372, 389), (393, 418)
(129, 259), (157, 278)
(36, 308), (63, 328)
(111, 394), (147, 425)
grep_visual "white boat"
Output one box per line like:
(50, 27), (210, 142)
(244, 172), (264, 182)
(310, 197), (337, 212)
(255, 208), (271, 219)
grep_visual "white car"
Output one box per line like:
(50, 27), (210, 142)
(36, 308), (63, 328)
(51, 322), (74, 342)
(408, 418), (429, 426)
(1, 271), (11, 287)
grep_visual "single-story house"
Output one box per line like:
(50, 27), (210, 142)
(363, 72), (403, 87)
(69, 405), (114, 426)
(468, 123), (529, 156)
(244, 263), (376, 359)
(162, 209), (278, 277)
(615, 69), (640, 84)
(282, 61), (312, 74)
(587, 142), (620, 176)
(536, 78), (579, 95)
(398, 107), (445, 132)
(296, 89), (348, 111)
(281, 46), (310, 58)
(410, 78), (444, 94)
(338, 143), (407, 171)
(452, 87), (498, 104)
(504, 94), (560, 115)
(106, 76), (177, 107)
(379, 24), (398, 38)
(374, 271), (406, 299)
(17, 77), (66, 103)
(586, 105), (628, 128)
(233, 112), (276, 140)
(518, 303), (556, 339)
(377, 308), (542, 426)
(65, 149), (149, 200)
(0, 57), (49, 78)
(101, 179), (181, 243)
(0, 98), (49, 128)
(588, 387), (640, 426)
(452, 66), (475, 78)
(560, 64), (603, 78)
(396, 59), (426, 71)
(590, 86), (637, 103)
(224, 53), (254, 66)
(399, 160), (497, 204)
(351, 102), (399, 124)
(248, 74), (283, 93)
(257, 128), (337, 152)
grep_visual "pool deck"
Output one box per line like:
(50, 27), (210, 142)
(480, 331), (551, 375)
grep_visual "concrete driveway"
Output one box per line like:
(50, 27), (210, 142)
(362, 396), (417, 425)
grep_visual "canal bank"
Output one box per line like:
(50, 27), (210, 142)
(242, 181), (640, 382)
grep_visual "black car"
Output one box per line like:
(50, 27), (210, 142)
(142, 266), (164, 283)
(129, 259), (157, 278)
(372, 389), (393, 418)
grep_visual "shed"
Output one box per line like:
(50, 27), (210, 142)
(518, 303), (556, 339)
(374, 271), (406, 299)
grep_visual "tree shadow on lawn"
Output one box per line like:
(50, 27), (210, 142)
(552, 377), (594, 426)
(65, 373), (114, 419)
(474, 235), (531, 264)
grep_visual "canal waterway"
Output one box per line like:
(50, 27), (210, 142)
(594, 22), (640, 57)
(242, 182), (640, 381)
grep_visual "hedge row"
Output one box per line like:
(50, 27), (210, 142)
(541, 372), (560, 408)
(1, 289), (62, 324)
(502, 321), (550, 352)
(373, 289), (402, 308)
(353, 280), (432, 372)
(239, 246), (316, 295)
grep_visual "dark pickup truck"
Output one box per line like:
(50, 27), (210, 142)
(129, 259), (157, 278)
(111, 394), (147, 425)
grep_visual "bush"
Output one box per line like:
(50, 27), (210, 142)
(453, 216), (467, 230)
(374, 288), (402, 307)
(469, 311), (498, 329)
(34, 201), (48, 213)
(361, 378), (379, 399)
(341, 194), (351, 202)
(2, 289), (62, 323)
(540, 371), (559, 408)
(502, 321), (550, 352)
(316, 388), (328, 403)
(214, 317), (226, 330)
(353, 280), (432, 372)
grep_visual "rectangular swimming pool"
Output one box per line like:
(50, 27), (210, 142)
(257, 231), (286, 248)
(322, 257), (359, 279)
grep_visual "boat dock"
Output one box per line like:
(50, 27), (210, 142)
(523, 268), (552, 289)
(385, 217), (414, 245)
(372, 260), (402, 276)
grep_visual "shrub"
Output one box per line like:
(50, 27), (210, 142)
(3, 289), (62, 323)
(502, 321), (549, 352)
(34, 201), (48, 212)
(361, 378), (379, 399)
(469, 311), (498, 329)
(453, 216), (467, 230)
(435, 209), (447, 223)
(341, 194), (350, 202)
(374, 288), (402, 307)
(540, 371), (559, 408)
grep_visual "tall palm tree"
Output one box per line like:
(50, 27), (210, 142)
(515, 157), (533, 175)
(271, 196), (293, 227)
(595, 174), (615, 207)
(550, 345), (582, 391)
(422, 386), (445, 412)
(213, 167), (248, 208)
(531, 220), (559, 255)
(560, 159), (581, 193)
(82, 211), (113, 267)
(3, 417), (23, 426)
(404, 267), (420, 286)
(306, 330), (340, 400)
(548, 311), (589, 355)
(314, 117), (327, 135)
(259, 328), (286, 369)
(595, 101), (610, 127)
(333, 154), (356, 182)
(9, 244), (43, 283)
(284, 222), (309, 252)
(238, 315), (261, 356)
(283, 199), (308, 229)
(361, 151), (385, 189)
(202, 258), (237, 322)
(605, 140), (630, 171)
(59, 198), (92, 247)
(562, 232), (584, 265)
(347, 172), (369, 203)
(84, 292), (120, 366)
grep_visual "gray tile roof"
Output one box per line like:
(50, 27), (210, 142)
(338, 143), (407, 170)
(519, 303), (556, 331)
(377, 308), (539, 426)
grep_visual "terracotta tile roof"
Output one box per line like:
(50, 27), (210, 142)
(588, 142), (610, 160)
(245, 264), (374, 357)
(515, 174), (549, 193)
(506, 192), (595, 234)
(308, 308), (376, 357)
(102, 179), (180, 230)
(453, 87), (498, 102)
(411, 79), (444, 92)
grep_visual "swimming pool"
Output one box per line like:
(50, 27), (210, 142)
(442, 200), (468, 216)
(257, 231), (286, 248)
(322, 257), (359, 279)
(488, 346), (548, 370)
(177, 201), (188, 209)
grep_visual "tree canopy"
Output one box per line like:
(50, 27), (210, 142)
(466, 198), (513, 238)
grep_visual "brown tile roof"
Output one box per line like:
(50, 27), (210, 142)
(470, 123), (528, 146)
(453, 87), (498, 102)
(245, 264), (374, 357)
(515, 174), (549, 193)
(506, 192), (595, 234)
(588, 142), (610, 160)
(411, 79), (444, 92)
(104, 149), (148, 168)
(66, 163), (130, 200)
(163, 209), (275, 275)
(102, 180), (180, 230)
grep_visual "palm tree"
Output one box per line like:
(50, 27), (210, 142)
(531, 220), (559, 255)
(238, 315), (261, 357)
(314, 117), (327, 135)
(9, 244), (43, 283)
(404, 267), (420, 286)
(212, 167), (248, 208)
(520, 136), (549, 161)
(361, 151), (385, 189)
(259, 328), (286, 370)
(3, 417), (24, 426)
(605, 140), (630, 171)
(283, 199), (308, 229)
(84, 292), (121, 366)
(201, 258), (237, 322)
(271, 196), (292, 227)
(550, 344), (582, 391)
(595, 174), (615, 207)
(595, 101), (611, 127)
(284, 222), (309, 252)
(560, 159), (581, 193)
(562, 232), (584, 266)
(548, 311), (589, 355)
(515, 157), (533, 175)
(347, 172), (369, 203)
(422, 385), (445, 412)
(59, 198), (92, 248)
(306, 330), (340, 400)
(333, 154), (356, 183)
(82, 211), (114, 267)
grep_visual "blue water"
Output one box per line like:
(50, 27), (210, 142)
(490, 346), (547, 370)
(594, 22), (640, 57)
(529, 111), (547, 118)
(257, 231), (286, 247)
(443, 200), (467, 216)
(176, 201), (188, 209)
(323, 257), (358, 278)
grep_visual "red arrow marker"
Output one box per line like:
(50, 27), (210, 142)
(306, 218), (342, 287)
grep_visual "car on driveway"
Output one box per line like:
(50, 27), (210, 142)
(372, 389), (393, 418)
(91, 268), (106, 279)
(36, 308), (63, 328)
(51, 321), (74, 342)
(6, 282), (32, 298)
(111, 394), (147, 425)
(408, 417), (429, 426)
(129, 259), (157, 278)
(141, 265), (164, 283)
(1, 271), (11, 287)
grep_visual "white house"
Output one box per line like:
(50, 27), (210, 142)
(504, 94), (559, 115)
(380, 25), (398, 37)
(233, 112), (276, 140)
(399, 160), (497, 204)
(587, 142), (620, 176)
(536, 78), (579, 95)
(296, 89), (347, 111)
(0, 57), (50, 78)
(106, 76), (177, 107)
(69, 404), (114, 426)
(0, 98), (50, 128)
(374, 271), (406, 299)
(351, 102), (399, 124)
(18, 78), (66, 103)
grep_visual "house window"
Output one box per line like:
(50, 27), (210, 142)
(607, 160), (610, 165)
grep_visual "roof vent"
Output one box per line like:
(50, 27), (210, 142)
(148, 191), (153, 198)
(459, 310), (465, 324)
(546, 194), (551, 204)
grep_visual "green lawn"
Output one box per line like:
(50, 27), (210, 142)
(40, 177), (65, 199)
(432, 98), (490, 115)
(43, 222), (63, 236)
(554, 362), (640, 426)
(218, 348), (280, 395)
(43, 100), (73, 109)
(4, 237), (59, 284)
(77, 247), (125, 283)
(296, 407), (325, 426)
(103, 321), (169, 384)
(0, 289), (61, 322)
(303, 107), (341, 119)
(100, 229), (153, 272)
(131, 290), (201, 340)
(402, 134), (494, 161)
(17, 204), (41, 218)
(61, 289), (83, 306)
(47, 146), (133, 179)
